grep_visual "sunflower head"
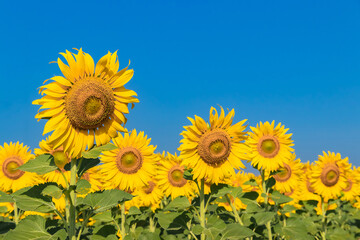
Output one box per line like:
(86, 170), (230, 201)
(310, 151), (351, 201)
(33, 49), (139, 158)
(100, 130), (158, 192)
(341, 166), (360, 202)
(179, 106), (248, 184)
(273, 154), (302, 194)
(246, 121), (294, 172)
(156, 152), (197, 200)
(0, 142), (40, 192)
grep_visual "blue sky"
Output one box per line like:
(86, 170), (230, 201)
(0, 0), (359, 171)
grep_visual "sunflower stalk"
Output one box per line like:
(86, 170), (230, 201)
(121, 202), (126, 239)
(200, 178), (206, 240)
(321, 200), (327, 240)
(261, 170), (273, 240)
(225, 194), (244, 226)
(68, 158), (78, 240)
(13, 202), (19, 225)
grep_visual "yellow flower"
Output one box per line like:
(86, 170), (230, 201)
(34, 138), (71, 188)
(298, 162), (319, 202)
(310, 151), (351, 201)
(33, 49), (138, 158)
(341, 166), (360, 202)
(0, 142), (40, 192)
(132, 179), (163, 212)
(273, 153), (302, 193)
(100, 130), (158, 192)
(246, 121), (294, 172)
(156, 152), (197, 200)
(81, 166), (104, 193)
(179, 106), (248, 184)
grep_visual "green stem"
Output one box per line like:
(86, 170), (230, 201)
(13, 202), (19, 225)
(200, 179), (206, 240)
(225, 194), (244, 226)
(261, 170), (272, 240)
(321, 200), (327, 240)
(69, 158), (77, 240)
(121, 203), (126, 239)
(54, 209), (69, 232)
(77, 211), (91, 240)
(149, 214), (156, 233)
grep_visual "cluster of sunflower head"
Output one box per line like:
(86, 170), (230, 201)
(0, 49), (359, 220)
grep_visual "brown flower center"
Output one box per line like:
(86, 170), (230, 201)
(2, 157), (25, 180)
(143, 181), (156, 194)
(320, 164), (340, 187)
(198, 129), (231, 167)
(65, 78), (115, 130)
(116, 147), (143, 174)
(257, 136), (280, 158)
(273, 163), (292, 182)
(343, 179), (353, 192)
(168, 165), (187, 187)
(306, 179), (315, 193)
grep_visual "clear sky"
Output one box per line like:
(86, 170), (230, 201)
(0, 0), (359, 172)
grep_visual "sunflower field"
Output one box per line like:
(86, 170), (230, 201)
(0, 49), (360, 240)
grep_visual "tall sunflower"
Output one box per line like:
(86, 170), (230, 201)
(33, 49), (138, 158)
(273, 153), (302, 193)
(0, 142), (40, 192)
(246, 121), (294, 172)
(298, 161), (320, 202)
(156, 152), (197, 200)
(341, 166), (360, 202)
(100, 130), (158, 192)
(133, 179), (163, 211)
(34, 138), (71, 188)
(178, 106), (248, 184)
(310, 151), (351, 201)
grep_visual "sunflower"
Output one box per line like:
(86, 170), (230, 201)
(133, 179), (163, 211)
(33, 49), (138, 158)
(156, 152), (197, 200)
(178, 106), (248, 184)
(298, 162), (320, 202)
(217, 194), (247, 211)
(34, 138), (71, 188)
(310, 151), (351, 201)
(341, 166), (360, 202)
(100, 130), (158, 192)
(273, 153), (302, 193)
(81, 166), (104, 193)
(0, 142), (40, 192)
(246, 121), (294, 172)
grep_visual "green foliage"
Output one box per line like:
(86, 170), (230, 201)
(18, 154), (57, 175)
(83, 189), (132, 213)
(82, 143), (118, 159)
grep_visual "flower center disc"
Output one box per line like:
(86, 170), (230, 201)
(257, 136), (280, 158)
(51, 150), (69, 169)
(198, 129), (231, 167)
(306, 179), (315, 193)
(273, 163), (292, 182)
(320, 164), (340, 187)
(343, 179), (353, 192)
(168, 165), (187, 187)
(2, 157), (24, 180)
(65, 78), (115, 130)
(143, 181), (156, 194)
(116, 147), (143, 174)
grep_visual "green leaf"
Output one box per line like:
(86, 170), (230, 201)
(253, 212), (276, 225)
(221, 223), (257, 239)
(265, 177), (276, 189)
(183, 168), (193, 181)
(41, 185), (63, 199)
(83, 189), (132, 213)
(327, 228), (353, 240)
(82, 143), (118, 159)
(155, 211), (182, 230)
(164, 196), (191, 211)
(138, 232), (161, 240)
(76, 179), (91, 195)
(243, 179), (258, 186)
(211, 183), (232, 198)
(128, 206), (142, 215)
(18, 154), (58, 175)
(4, 215), (56, 240)
(271, 191), (292, 205)
(90, 224), (117, 240)
(77, 157), (101, 177)
(240, 191), (259, 201)
(192, 224), (204, 235)
(282, 218), (314, 240)
(12, 184), (56, 213)
(0, 191), (13, 203)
